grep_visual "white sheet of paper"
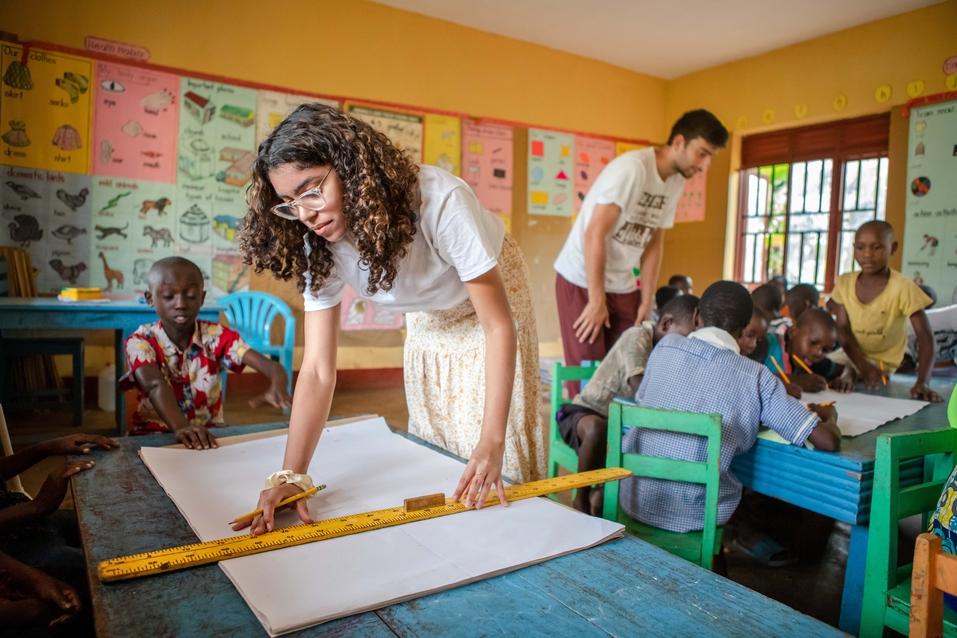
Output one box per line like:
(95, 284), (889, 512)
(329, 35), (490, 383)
(139, 418), (623, 636)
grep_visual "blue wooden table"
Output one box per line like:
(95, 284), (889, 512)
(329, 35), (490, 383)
(731, 376), (956, 635)
(72, 422), (842, 637)
(0, 297), (222, 434)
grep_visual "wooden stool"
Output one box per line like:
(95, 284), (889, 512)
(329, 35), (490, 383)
(0, 336), (84, 426)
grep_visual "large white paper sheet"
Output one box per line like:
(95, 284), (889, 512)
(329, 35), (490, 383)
(139, 418), (623, 635)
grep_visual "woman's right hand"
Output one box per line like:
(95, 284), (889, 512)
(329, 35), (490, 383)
(232, 483), (312, 535)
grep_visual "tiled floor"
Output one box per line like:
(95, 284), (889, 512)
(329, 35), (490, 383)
(5, 379), (846, 629)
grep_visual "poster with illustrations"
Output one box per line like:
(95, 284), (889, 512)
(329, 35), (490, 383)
(527, 128), (573, 217)
(346, 104), (423, 162)
(901, 99), (957, 304)
(616, 141), (645, 156)
(339, 285), (404, 331)
(572, 136), (614, 213)
(674, 170), (707, 223)
(461, 121), (512, 230)
(176, 77), (256, 297)
(92, 61), (179, 182)
(1, 165), (92, 293)
(423, 114), (460, 175)
(256, 90), (339, 145)
(89, 176), (178, 298)
(0, 44), (93, 173)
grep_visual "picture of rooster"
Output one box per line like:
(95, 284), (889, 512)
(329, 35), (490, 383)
(8, 214), (42, 247)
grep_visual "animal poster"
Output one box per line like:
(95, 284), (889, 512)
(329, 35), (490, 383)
(527, 128), (573, 217)
(423, 114), (461, 175)
(89, 176), (178, 297)
(901, 99), (957, 305)
(339, 285), (404, 331)
(177, 77), (256, 297)
(346, 104), (423, 162)
(0, 44), (93, 173)
(92, 61), (179, 183)
(572, 136), (614, 213)
(615, 141), (645, 156)
(674, 170), (707, 223)
(255, 90), (339, 145)
(461, 121), (513, 228)
(1, 164), (92, 293)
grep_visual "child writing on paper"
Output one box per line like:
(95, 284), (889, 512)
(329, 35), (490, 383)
(0, 433), (117, 633)
(556, 294), (700, 514)
(827, 221), (942, 402)
(764, 308), (843, 398)
(121, 257), (292, 448)
(620, 281), (840, 538)
(737, 308), (769, 362)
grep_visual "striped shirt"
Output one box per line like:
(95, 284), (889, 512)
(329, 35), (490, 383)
(621, 332), (817, 532)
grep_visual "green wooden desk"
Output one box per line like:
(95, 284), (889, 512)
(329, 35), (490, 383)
(72, 422), (843, 637)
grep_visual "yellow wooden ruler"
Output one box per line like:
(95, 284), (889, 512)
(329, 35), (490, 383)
(98, 467), (631, 582)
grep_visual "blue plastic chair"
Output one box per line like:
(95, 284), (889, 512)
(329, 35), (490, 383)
(220, 292), (295, 395)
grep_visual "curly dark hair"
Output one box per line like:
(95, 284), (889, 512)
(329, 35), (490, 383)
(240, 104), (419, 297)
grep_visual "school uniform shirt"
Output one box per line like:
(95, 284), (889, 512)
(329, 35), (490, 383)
(906, 303), (957, 365)
(553, 148), (684, 294)
(572, 322), (655, 417)
(302, 165), (505, 313)
(621, 331), (817, 533)
(121, 320), (249, 435)
(830, 269), (932, 368)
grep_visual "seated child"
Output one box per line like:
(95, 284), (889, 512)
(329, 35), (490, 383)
(668, 274), (693, 295)
(652, 285), (682, 322)
(828, 221), (941, 402)
(929, 462), (957, 612)
(738, 308), (769, 362)
(752, 282), (788, 332)
(557, 294), (700, 514)
(620, 281), (840, 535)
(0, 433), (116, 633)
(122, 257), (292, 448)
(765, 308), (841, 397)
(785, 283), (820, 323)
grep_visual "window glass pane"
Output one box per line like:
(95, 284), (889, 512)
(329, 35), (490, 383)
(843, 160), (859, 211)
(821, 160), (832, 213)
(804, 160), (822, 213)
(790, 162), (806, 213)
(858, 158), (878, 210)
(771, 164), (789, 216)
(876, 158), (889, 219)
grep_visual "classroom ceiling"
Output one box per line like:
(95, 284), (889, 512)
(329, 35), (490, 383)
(373, 0), (942, 79)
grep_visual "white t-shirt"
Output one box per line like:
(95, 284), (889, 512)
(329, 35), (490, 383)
(553, 147), (684, 293)
(302, 165), (505, 313)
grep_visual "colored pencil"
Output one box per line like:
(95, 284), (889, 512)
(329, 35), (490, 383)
(769, 355), (791, 384)
(791, 354), (814, 375)
(879, 360), (888, 385)
(228, 485), (324, 525)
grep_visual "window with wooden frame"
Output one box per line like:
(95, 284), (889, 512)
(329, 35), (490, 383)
(736, 113), (890, 291)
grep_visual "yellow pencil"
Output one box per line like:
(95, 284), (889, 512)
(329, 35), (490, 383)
(228, 485), (324, 525)
(770, 355), (791, 385)
(879, 360), (888, 385)
(817, 401), (835, 408)
(791, 354), (814, 376)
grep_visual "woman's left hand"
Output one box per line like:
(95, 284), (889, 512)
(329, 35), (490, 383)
(453, 438), (507, 509)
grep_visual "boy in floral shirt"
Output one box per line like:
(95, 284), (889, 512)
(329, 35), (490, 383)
(121, 257), (291, 449)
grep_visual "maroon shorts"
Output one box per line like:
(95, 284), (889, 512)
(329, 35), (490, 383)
(555, 274), (641, 368)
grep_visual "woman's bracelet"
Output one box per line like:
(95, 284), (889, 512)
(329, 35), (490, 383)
(264, 470), (314, 493)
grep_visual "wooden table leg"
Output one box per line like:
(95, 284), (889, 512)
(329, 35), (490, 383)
(838, 523), (869, 635)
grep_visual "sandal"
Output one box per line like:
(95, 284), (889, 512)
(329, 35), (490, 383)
(729, 534), (799, 568)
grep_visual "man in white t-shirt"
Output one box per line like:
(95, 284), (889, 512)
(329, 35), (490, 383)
(553, 109), (728, 370)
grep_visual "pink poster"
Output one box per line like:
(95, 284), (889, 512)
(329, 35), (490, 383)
(92, 62), (179, 182)
(573, 136), (615, 213)
(461, 121), (513, 216)
(674, 170), (706, 223)
(340, 286), (404, 331)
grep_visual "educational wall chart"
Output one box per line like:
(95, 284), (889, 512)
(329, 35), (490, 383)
(527, 128), (573, 217)
(92, 62), (179, 182)
(674, 170), (707, 223)
(901, 99), (957, 305)
(177, 77), (256, 298)
(1, 165), (92, 293)
(346, 104), (423, 162)
(423, 113), (461, 175)
(461, 121), (513, 231)
(255, 90), (339, 145)
(340, 285), (405, 331)
(572, 136), (614, 213)
(1, 44), (92, 174)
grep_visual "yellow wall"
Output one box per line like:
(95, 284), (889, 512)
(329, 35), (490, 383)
(661, 0), (957, 288)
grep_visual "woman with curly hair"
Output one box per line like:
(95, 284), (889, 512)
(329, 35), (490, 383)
(235, 104), (543, 535)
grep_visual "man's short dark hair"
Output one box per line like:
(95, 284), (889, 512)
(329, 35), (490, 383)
(655, 285), (681, 310)
(668, 109), (729, 148)
(751, 283), (782, 314)
(660, 294), (699, 325)
(700, 281), (753, 333)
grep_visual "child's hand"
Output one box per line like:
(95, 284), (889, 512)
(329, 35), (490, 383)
(38, 434), (118, 456)
(794, 373), (828, 393)
(174, 425), (218, 450)
(859, 361), (884, 389)
(249, 369), (292, 411)
(32, 461), (95, 516)
(828, 376), (854, 393)
(23, 569), (81, 627)
(807, 403), (838, 424)
(910, 382), (942, 403)
(784, 382), (802, 399)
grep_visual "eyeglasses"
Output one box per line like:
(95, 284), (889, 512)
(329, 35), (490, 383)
(270, 169), (332, 220)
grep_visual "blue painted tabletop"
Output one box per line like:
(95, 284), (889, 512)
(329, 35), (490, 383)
(72, 422), (842, 637)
